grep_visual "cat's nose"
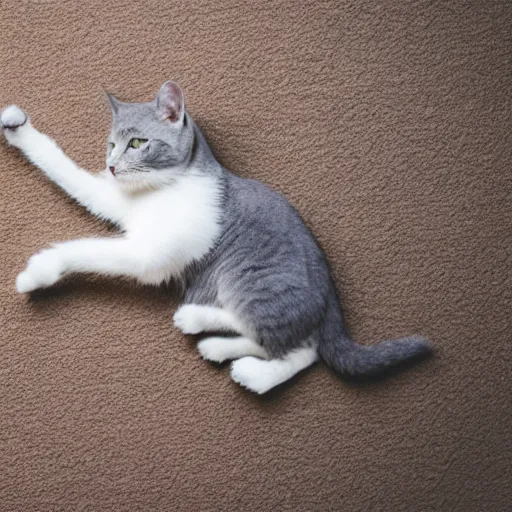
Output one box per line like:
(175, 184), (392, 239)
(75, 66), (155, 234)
(109, 166), (116, 176)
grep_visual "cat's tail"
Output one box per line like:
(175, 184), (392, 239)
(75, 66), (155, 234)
(317, 304), (432, 377)
(318, 334), (432, 377)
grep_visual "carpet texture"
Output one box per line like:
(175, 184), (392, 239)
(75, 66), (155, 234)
(1, 1), (511, 511)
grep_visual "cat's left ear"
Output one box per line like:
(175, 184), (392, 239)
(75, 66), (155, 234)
(105, 92), (123, 115)
(156, 81), (184, 123)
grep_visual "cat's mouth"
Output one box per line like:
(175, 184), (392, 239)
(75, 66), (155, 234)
(109, 169), (135, 178)
(111, 170), (133, 178)
(110, 168), (151, 178)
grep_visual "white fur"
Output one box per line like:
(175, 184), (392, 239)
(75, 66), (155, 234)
(198, 336), (268, 363)
(1, 105), (27, 127)
(16, 248), (63, 293)
(173, 304), (248, 335)
(230, 346), (318, 394)
(2, 106), (222, 290)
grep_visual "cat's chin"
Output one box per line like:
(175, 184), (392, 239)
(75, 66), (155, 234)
(115, 176), (150, 192)
(114, 173), (171, 193)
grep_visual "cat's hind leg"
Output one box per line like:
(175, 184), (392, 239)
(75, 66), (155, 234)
(173, 304), (247, 335)
(230, 345), (318, 394)
(198, 336), (267, 363)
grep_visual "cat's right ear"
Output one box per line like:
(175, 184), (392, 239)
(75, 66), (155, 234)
(105, 92), (122, 115)
(156, 81), (184, 124)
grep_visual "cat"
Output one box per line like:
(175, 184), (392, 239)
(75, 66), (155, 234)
(0, 81), (431, 394)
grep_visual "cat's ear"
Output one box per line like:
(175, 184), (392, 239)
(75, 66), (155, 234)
(105, 92), (122, 115)
(156, 81), (184, 123)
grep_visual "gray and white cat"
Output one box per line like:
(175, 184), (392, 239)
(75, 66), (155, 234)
(0, 81), (431, 394)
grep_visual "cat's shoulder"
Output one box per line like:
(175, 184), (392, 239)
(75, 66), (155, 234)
(224, 173), (306, 235)
(226, 173), (289, 209)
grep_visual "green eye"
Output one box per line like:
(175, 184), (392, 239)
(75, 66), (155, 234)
(107, 142), (115, 152)
(129, 138), (148, 149)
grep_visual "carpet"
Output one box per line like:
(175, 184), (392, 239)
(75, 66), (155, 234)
(1, 1), (511, 510)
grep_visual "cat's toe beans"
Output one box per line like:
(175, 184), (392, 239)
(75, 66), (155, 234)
(1, 105), (27, 130)
(231, 357), (273, 394)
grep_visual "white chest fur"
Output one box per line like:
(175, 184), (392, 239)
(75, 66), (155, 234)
(119, 174), (223, 284)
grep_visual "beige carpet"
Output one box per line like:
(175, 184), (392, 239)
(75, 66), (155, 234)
(1, 1), (511, 510)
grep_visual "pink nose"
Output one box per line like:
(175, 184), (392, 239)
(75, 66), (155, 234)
(109, 166), (116, 176)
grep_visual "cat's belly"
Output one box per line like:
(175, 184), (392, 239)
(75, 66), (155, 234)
(121, 174), (223, 284)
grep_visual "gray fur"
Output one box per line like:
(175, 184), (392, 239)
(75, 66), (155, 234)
(109, 84), (432, 377)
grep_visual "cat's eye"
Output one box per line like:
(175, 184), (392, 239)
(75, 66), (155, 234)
(128, 138), (148, 149)
(107, 142), (115, 152)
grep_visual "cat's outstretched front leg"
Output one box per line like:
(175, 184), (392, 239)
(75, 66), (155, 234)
(0, 105), (128, 225)
(16, 238), (154, 293)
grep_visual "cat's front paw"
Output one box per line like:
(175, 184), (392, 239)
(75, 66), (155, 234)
(1, 105), (29, 146)
(16, 249), (64, 293)
(173, 304), (205, 335)
(1, 105), (28, 131)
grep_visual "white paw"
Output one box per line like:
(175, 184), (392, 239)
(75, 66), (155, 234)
(173, 304), (204, 335)
(231, 357), (276, 394)
(1, 105), (27, 130)
(16, 249), (64, 293)
(197, 337), (232, 363)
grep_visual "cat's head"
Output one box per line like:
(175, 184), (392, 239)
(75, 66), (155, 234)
(105, 81), (194, 191)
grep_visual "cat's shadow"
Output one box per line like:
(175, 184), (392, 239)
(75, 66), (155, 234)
(206, 349), (433, 404)
(231, 349), (434, 404)
(26, 275), (181, 305)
